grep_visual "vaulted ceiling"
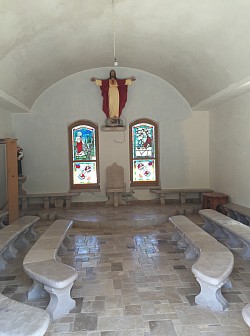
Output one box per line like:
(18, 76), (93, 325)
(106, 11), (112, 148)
(1, 0), (250, 111)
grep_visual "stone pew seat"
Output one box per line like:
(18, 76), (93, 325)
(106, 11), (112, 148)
(0, 216), (39, 269)
(199, 209), (250, 259)
(242, 303), (250, 327)
(169, 215), (234, 312)
(19, 192), (80, 210)
(223, 202), (250, 226)
(150, 188), (213, 205)
(0, 293), (50, 336)
(23, 219), (78, 320)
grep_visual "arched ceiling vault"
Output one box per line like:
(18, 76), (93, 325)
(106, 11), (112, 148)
(1, 0), (250, 112)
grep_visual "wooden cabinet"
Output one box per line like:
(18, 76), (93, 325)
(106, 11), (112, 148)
(202, 192), (228, 212)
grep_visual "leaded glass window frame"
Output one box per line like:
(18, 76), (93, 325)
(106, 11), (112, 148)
(129, 118), (160, 187)
(68, 120), (100, 190)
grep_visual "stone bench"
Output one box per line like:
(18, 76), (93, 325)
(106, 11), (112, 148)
(242, 304), (250, 327)
(0, 293), (50, 336)
(223, 202), (250, 226)
(23, 219), (78, 320)
(169, 215), (234, 311)
(0, 211), (8, 228)
(0, 216), (39, 270)
(151, 188), (213, 205)
(19, 192), (80, 210)
(199, 209), (250, 259)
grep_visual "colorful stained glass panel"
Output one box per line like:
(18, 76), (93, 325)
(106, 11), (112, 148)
(132, 123), (155, 158)
(133, 159), (156, 182)
(73, 162), (97, 185)
(72, 125), (96, 161)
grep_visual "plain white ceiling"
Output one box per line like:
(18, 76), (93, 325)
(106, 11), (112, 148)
(1, 0), (250, 110)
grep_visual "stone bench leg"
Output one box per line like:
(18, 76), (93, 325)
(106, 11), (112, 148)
(237, 213), (249, 225)
(25, 226), (37, 241)
(63, 234), (72, 245)
(245, 216), (250, 226)
(172, 230), (181, 241)
(195, 278), (229, 312)
(184, 243), (198, 259)
(226, 209), (237, 220)
(14, 232), (30, 248)
(3, 243), (18, 259)
(44, 283), (76, 320)
(43, 196), (50, 209)
(177, 236), (188, 249)
(225, 231), (242, 248)
(28, 280), (47, 300)
(113, 192), (119, 207)
(159, 194), (165, 205)
(58, 242), (67, 255)
(212, 225), (228, 240)
(106, 192), (125, 207)
(238, 241), (250, 259)
(65, 196), (71, 208)
(223, 278), (232, 289)
(202, 218), (215, 233)
(0, 254), (8, 269)
(180, 192), (186, 205)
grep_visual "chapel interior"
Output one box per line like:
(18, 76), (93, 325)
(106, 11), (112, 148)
(0, 1), (250, 335)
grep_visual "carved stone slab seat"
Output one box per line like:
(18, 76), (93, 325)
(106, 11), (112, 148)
(199, 209), (250, 259)
(169, 215), (234, 312)
(23, 219), (78, 320)
(0, 293), (50, 336)
(19, 192), (80, 210)
(106, 162), (126, 207)
(150, 188), (213, 205)
(0, 216), (39, 270)
(242, 303), (250, 327)
(0, 211), (8, 228)
(223, 202), (250, 225)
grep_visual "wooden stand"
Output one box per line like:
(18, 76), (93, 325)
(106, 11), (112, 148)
(2, 139), (19, 223)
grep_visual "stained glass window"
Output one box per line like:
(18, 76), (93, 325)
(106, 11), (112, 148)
(130, 119), (159, 187)
(68, 121), (100, 189)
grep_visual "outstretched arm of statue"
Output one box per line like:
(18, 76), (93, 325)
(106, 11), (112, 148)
(90, 77), (102, 86)
(125, 76), (136, 86)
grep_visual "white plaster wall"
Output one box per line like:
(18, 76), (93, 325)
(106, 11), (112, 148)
(12, 67), (209, 201)
(0, 108), (13, 138)
(210, 92), (250, 207)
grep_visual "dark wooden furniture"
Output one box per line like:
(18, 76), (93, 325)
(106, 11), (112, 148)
(202, 192), (228, 211)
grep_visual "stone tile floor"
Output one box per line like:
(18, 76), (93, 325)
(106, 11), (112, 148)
(1, 204), (250, 335)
